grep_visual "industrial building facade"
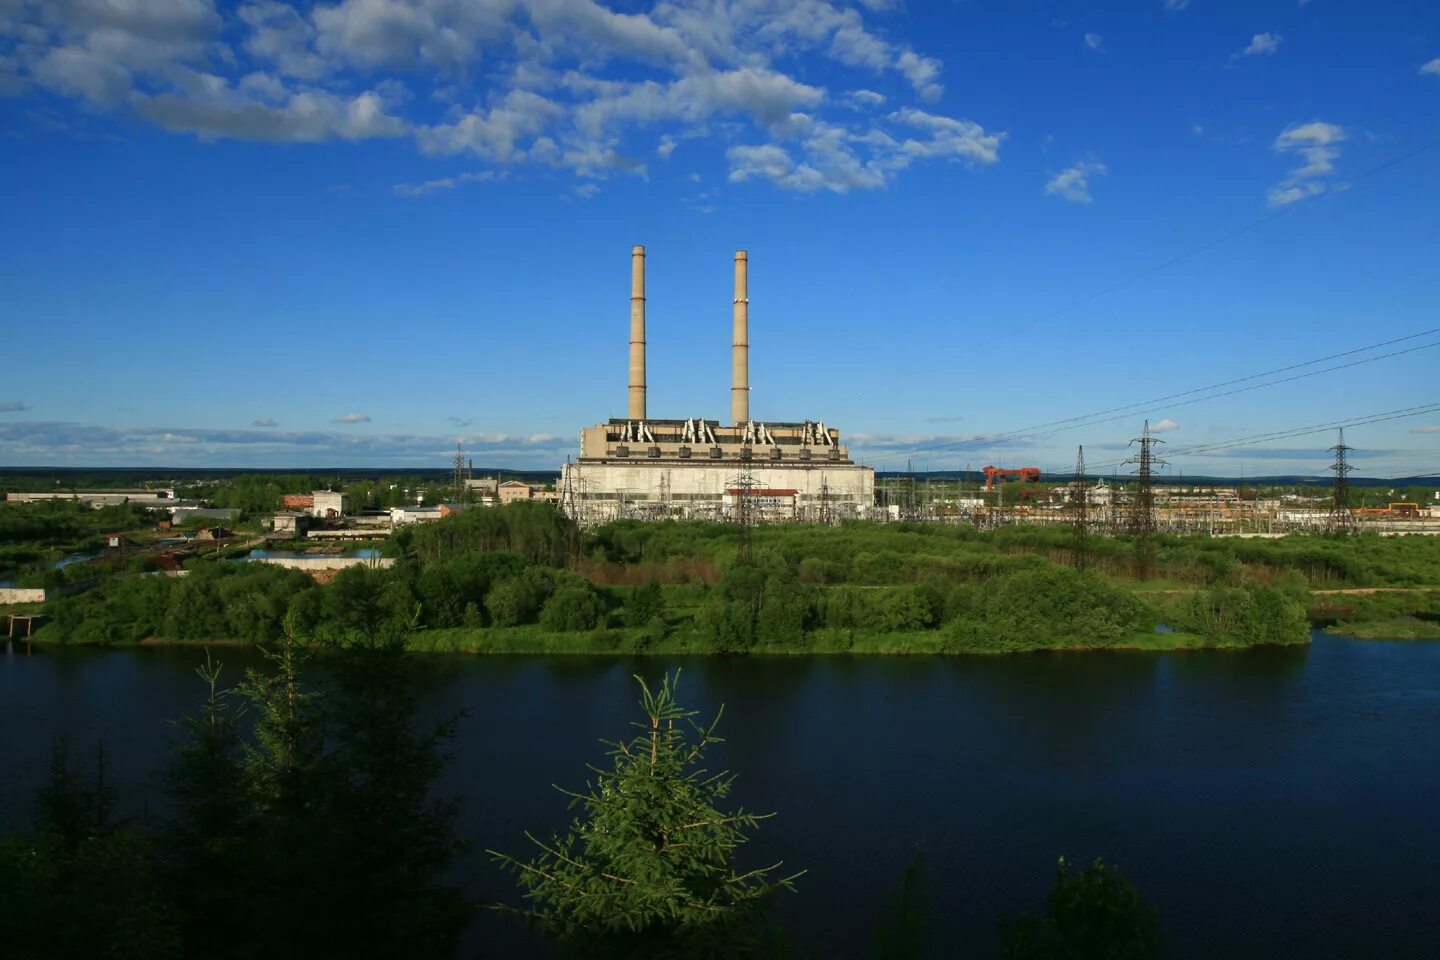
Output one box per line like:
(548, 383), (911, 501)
(560, 245), (874, 525)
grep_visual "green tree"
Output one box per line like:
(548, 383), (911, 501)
(627, 577), (666, 626)
(163, 629), (470, 959)
(0, 743), (180, 960)
(540, 581), (607, 632)
(493, 672), (801, 959)
(1000, 857), (1162, 960)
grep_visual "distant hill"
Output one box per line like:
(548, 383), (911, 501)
(874, 469), (1440, 488)
(0, 466), (563, 484)
(1, 466), (1433, 489)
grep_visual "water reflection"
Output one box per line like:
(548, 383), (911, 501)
(2, 638), (1438, 959)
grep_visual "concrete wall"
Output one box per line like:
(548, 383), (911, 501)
(249, 556), (394, 571)
(561, 460), (874, 524)
(0, 587), (46, 604)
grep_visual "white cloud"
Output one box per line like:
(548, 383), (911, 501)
(136, 85), (408, 142)
(251, 417), (277, 427)
(895, 50), (942, 101)
(1044, 159), (1107, 203)
(392, 170), (495, 197)
(417, 89), (564, 160)
(1421, 58), (1440, 76)
(843, 89), (885, 109)
(0, 400), (30, 413)
(238, 2), (327, 80)
(311, 0), (514, 71)
(0, 420), (574, 466)
(572, 181), (599, 198)
(1163, 0), (1190, 10)
(333, 412), (372, 423)
(1191, 123), (1204, 137)
(1240, 33), (1282, 57)
(726, 108), (1002, 193)
(3, 0), (983, 195)
(1268, 120), (1346, 207)
(888, 108), (1004, 164)
(1151, 418), (1180, 432)
(1084, 33), (1103, 51)
(1412, 425), (1440, 434)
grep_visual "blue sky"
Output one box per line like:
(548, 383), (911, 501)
(1, 0), (1438, 477)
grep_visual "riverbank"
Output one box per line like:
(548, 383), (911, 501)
(404, 625), (1311, 655)
(18, 623), (1312, 656)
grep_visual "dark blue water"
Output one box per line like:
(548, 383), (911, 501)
(3, 635), (1438, 958)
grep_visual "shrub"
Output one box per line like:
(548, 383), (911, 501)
(540, 583), (606, 632)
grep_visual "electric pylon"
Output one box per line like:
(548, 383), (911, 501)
(1125, 420), (1167, 577)
(1328, 428), (1354, 534)
(1071, 445), (1089, 570)
(453, 441), (467, 503)
(731, 469), (756, 562)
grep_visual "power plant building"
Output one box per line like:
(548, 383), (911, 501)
(561, 246), (874, 525)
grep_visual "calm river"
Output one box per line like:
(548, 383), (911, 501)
(3, 634), (1438, 958)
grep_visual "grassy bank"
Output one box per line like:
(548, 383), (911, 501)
(396, 623), (1293, 656)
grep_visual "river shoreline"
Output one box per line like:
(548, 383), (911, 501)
(16, 627), (1316, 656)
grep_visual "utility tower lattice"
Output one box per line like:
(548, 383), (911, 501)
(731, 469), (756, 563)
(1125, 421), (1167, 576)
(1328, 428), (1354, 534)
(1071, 445), (1089, 570)
(453, 441), (467, 503)
(1125, 420), (1167, 537)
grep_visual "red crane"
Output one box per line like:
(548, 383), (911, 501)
(982, 466), (1041, 491)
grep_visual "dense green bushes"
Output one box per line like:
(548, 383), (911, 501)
(943, 567), (1149, 652)
(38, 502), (1421, 651)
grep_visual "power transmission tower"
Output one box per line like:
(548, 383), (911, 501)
(1125, 420), (1167, 577)
(732, 469), (756, 562)
(902, 459), (918, 522)
(1328, 428), (1354, 534)
(453, 441), (467, 503)
(818, 474), (834, 527)
(1071, 445), (1089, 570)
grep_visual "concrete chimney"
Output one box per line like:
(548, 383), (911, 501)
(628, 244), (646, 420)
(731, 250), (749, 425)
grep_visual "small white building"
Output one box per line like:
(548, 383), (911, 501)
(311, 490), (348, 519)
(390, 504), (444, 526)
(269, 511), (310, 535)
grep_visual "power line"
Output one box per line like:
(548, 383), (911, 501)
(880, 330), (1440, 463)
(970, 138), (1440, 351)
(1082, 402), (1440, 473)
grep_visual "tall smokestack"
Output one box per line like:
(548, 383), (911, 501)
(731, 250), (749, 424)
(628, 244), (646, 420)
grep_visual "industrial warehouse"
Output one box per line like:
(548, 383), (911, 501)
(559, 246), (876, 525)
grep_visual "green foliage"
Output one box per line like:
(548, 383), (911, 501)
(541, 581), (608, 632)
(944, 568), (1148, 652)
(627, 577), (666, 626)
(1179, 583), (1309, 646)
(160, 633), (471, 959)
(0, 744), (180, 960)
(492, 672), (800, 959)
(1000, 857), (1162, 960)
(402, 501), (577, 566)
